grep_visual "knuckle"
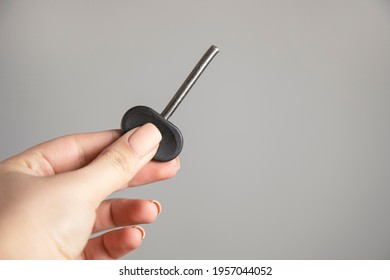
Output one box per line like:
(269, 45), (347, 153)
(99, 148), (133, 178)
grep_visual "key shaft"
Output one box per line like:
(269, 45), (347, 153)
(161, 45), (219, 120)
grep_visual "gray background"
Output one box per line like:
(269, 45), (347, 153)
(0, 0), (389, 259)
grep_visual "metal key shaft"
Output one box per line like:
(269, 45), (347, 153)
(161, 45), (219, 119)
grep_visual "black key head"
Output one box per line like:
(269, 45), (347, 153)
(121, 106), (183, 162)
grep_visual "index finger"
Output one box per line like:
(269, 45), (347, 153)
(6, 130), (121, 176)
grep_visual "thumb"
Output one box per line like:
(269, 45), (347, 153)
(52, 123), (162, 205)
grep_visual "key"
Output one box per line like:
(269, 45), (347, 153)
(121, 45), (219, 162)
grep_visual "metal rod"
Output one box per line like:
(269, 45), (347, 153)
(161, 45), (219, 120)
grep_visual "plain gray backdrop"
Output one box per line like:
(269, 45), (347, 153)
(0, 0), (390, 259)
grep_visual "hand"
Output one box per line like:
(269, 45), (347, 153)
(0, 123), (180, 259)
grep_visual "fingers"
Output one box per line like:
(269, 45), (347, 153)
(5, 130), (121, 176)
(84, 198), (161, 259)
(93, 199), (161, 233)
(51, 123), (162, 205)
(128, 157), (180, 187)
(82, 226), (145, 260)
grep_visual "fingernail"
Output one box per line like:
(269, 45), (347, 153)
(128, 123), (162, 156)
(132, 225), (145, 239)
(150, 200), (162, 214)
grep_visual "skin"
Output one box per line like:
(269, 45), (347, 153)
(0, 123), (180, 259)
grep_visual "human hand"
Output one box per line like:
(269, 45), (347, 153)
(0, 123), (180, 259)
